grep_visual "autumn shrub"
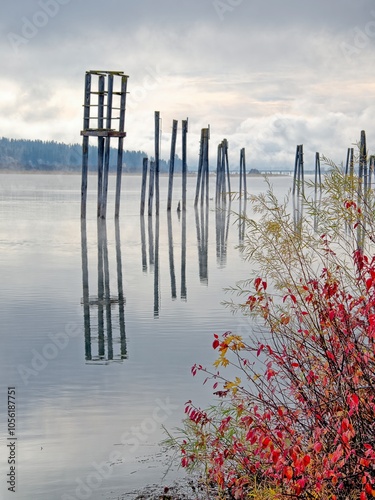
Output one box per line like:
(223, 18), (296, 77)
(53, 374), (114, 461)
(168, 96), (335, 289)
(166, 167), (375, 499)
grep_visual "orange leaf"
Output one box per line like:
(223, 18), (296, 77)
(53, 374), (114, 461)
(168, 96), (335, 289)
(284, 466), (293, 480)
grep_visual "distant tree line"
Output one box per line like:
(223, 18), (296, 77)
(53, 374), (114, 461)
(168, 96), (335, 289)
(0, 137), (182, 173)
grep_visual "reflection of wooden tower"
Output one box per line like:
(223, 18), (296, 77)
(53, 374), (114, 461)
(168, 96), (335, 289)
(81, 219), (127, 363)
(81, 70), (128, 219)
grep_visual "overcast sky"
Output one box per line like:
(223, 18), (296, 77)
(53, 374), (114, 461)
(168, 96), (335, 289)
(1, 0), (374, 169)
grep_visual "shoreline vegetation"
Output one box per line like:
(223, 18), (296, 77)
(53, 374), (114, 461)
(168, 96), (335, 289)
(161, 166), (375, 499)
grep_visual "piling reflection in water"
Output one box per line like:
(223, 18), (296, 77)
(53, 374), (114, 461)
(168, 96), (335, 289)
(167, 211), (177, 300)
(181, 210), (187, 301)
(238, 197), (247, 245)
(80, 218), (127, 363)
(195, 202), (209, 285)
(154, 215), (160, 318)
(216, 201), (231, 268)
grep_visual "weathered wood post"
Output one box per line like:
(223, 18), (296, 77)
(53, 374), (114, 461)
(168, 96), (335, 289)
(300, 145), (305, 196)
(345, 148), (350, 176)
(369, 155), (375, 191)
(293, 145), (299, 196)
(239, 147), (247, 201)
(167, 120), (178, 211)
(97, 74), (105, 218)
(315, 152), (321, 196)
(182, 119), (188, 212)
(216, 143), (222, 206)
(203, 127), (210, 207)
(100, 74), (114, 219)
(115, 75), (128, 218)
(293, 145), (304, 196)
(194, 129), (204, 207)
(360, 130), (367, 196)
(81, 72), (91, 219)
(148, 160), (155, 216)
(155, 111), (160, 215)
(140, 157), (148, 215)
(223, 139), (231, 197)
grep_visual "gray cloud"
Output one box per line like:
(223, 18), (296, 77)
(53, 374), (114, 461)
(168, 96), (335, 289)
(1, 0), (374, 169)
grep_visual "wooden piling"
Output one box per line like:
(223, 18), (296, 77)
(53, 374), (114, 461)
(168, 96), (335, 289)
(345, 148), (350, 176)
(148, 160), (155, 216)
(299, 145), (305, 196)
(293, 145), (304, 196)
(194, 129), (204, 207)
(140, 157), (148, 215)
(360, 130), (367, 195)
(100, 74), (114, 219)
(239, 148), (247, 201)
(369, 155), (375, 191)
(97, 75), (105, 217)
(167, 120), (178, 211)
(216, 143), (222, 205)
(203, 128), (210, 207)
(182, 119), (188, 212)
(81, 72), (91, 219)
(155, 111), (160, 215)
(115, 75), (128, 218)
(314, 152), (321, 195)
(293, 145), (299, 196)
(223, 139), (231, 197)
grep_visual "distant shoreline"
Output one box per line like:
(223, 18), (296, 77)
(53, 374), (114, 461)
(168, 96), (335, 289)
(0, 169), (291, 177)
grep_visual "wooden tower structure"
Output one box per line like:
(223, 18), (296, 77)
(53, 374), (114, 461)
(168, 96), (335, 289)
(80, 70), (128, 219)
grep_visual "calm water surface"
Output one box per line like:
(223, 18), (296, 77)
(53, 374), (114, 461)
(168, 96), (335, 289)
(0, 173), (293, 499)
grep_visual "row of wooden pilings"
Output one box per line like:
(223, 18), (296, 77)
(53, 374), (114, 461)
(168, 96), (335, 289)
(292, 130), (374, 196)
(140, 112), (248, 216)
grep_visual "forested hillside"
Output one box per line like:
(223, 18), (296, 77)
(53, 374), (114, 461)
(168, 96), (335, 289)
(0, 137), (178, 172)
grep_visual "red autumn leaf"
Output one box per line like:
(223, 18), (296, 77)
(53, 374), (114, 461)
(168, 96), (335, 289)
(284, 466), (293, 480)
(254, 277), (262, 290)
(261, 436), (271, 448)
(327, 351), (335, 361)
(314, 442), (322, 453)
(347, 393), (360, 411)
(212, 339), (220, 350)
(272, 449), (281, 464)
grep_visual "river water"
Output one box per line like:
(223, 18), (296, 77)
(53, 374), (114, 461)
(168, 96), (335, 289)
(0, 172), (293, 499)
